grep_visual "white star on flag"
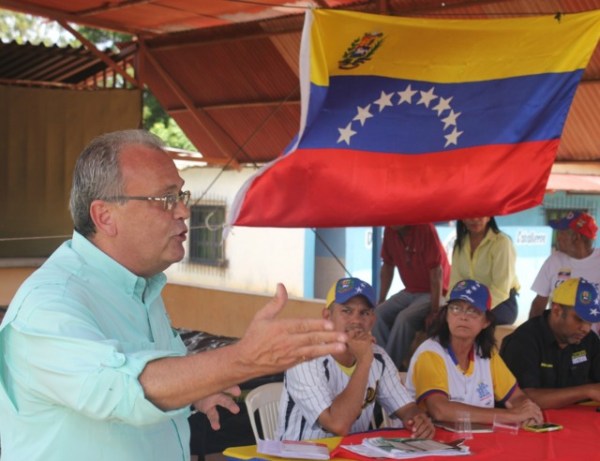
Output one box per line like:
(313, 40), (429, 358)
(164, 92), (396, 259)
(397, 84), (417, 104)
(432, 96), (453, 116)
(445, 127), (464, 147)
(337, 123), (356, 145)
(417, 87), (437, 108)
(441, 110), (461, 130)
(353, 104), (374, 126)
(374, 91), (394, 112)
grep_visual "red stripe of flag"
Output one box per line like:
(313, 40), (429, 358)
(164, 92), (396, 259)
(233, 140), (558, 227)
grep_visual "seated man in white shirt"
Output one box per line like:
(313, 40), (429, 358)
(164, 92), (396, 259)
(277, 277), (434, 441)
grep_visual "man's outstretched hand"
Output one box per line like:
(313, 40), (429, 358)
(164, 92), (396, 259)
(235, 283), (348, 376)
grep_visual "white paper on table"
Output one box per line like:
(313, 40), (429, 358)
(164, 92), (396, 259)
(257, 439), (330, 460)
(342, 437), (470, 459)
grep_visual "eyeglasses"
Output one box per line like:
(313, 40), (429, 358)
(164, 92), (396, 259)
(103, 190), (191, 211)
(448, 303), (483, 318)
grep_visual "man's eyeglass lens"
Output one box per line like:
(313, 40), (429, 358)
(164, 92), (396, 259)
(164, 191), (191, 210)
(104, 191), (191, 211)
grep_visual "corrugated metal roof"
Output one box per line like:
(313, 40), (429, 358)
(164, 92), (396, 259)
(1, 0), (334, 36)
(137, 1), (600, 165)
(3, 0), (600, 166)
(0, 40), (137, 88)
(558, 82), (600, 161)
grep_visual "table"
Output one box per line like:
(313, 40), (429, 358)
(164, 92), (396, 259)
(223, 404), (600, 461)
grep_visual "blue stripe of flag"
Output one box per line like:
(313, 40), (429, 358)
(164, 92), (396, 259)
(297, 71), (583, 154)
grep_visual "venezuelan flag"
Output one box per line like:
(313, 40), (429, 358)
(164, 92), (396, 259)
(231, 9), (600, 228)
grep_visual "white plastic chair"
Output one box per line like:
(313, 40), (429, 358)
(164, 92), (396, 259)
(245, 381), (284, 442)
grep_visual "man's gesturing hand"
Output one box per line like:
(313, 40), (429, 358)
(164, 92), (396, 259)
(235, 283), (348, 375)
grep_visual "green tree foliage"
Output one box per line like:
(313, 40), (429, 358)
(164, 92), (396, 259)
(142, 92), (195, 151)
(0, 9), (75, 46)
(143, 91), (171, 128)
(76, 26), (131, 51)
(151, 119), (196, 152)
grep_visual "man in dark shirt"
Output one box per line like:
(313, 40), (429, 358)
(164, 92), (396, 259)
(501, 277), (600, 409)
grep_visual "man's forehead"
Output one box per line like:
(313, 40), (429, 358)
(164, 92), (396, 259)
(120, 143), (169, 162)
(335, 296), (373, 309)
(120, 145), (183, 186)
(567, 307), (588, 322)
(558, 304), (587, 321)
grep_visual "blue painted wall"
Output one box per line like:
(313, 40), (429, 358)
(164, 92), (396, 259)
(308, 192), (600, 325)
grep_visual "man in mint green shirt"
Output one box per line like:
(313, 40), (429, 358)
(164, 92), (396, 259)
(0, 130), (348, 461)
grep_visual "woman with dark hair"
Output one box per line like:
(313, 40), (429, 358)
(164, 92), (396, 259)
(450, 217), (519, 325)
(405, 280), (542, 427)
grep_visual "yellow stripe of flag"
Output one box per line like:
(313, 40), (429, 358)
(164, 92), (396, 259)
(309, 9), (600, 85)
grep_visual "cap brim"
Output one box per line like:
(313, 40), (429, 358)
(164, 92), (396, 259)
(334, 292), (375, 308)
(448, 295), (487, 313)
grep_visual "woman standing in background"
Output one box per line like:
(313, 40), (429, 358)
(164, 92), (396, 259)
(450, 217), (519, 325)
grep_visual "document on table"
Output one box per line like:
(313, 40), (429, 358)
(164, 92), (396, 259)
(257, 439), (331, 460)
(341, 436), (470, 459)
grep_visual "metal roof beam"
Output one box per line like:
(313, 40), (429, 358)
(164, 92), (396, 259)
(58, 20), (139, 88)
(1, 0), (152, 35)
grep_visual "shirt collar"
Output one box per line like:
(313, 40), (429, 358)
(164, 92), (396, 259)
(447, 342), (475, 375)
(463, 228), (495, 252)
(70, 231), (166, 303)
(479, 228), (498, 245)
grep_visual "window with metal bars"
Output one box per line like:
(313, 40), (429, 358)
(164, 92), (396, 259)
(189, 204), (226, 266)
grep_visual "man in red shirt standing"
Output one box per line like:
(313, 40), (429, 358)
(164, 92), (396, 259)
(372, 224), (450, 370)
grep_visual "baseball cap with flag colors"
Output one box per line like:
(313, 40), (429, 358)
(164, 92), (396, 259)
(326, 277), (376, 308)
(448, 279), (491, 313)
(549, 211), (598, 239)
(552, 278), (600, 323)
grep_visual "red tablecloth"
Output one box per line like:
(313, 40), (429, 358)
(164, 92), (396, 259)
(331, 405), (600, 461)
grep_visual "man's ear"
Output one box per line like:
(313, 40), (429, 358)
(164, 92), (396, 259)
(322, 306), (331, 320)
(90, 199), (117, 237)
